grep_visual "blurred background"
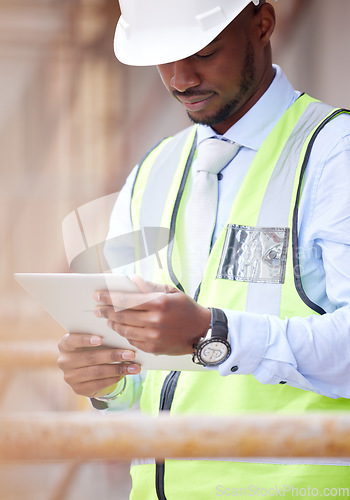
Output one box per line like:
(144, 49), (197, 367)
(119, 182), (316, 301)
(1, 0), (350, 498)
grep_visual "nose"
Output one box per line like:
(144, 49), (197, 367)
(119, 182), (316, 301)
(170, 58), (201, 93)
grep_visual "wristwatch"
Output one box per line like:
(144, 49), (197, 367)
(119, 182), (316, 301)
(192, 308), (231, 367)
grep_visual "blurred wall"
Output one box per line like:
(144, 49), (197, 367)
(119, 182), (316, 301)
(273, 0), (350, 108)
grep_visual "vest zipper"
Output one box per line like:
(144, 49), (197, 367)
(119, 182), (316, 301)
(155, 370), (181, 500)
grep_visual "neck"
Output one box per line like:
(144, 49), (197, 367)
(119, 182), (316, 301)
(212, 63), (275, 135)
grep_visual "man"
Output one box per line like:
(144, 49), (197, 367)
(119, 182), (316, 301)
(58, 0), (350, 498)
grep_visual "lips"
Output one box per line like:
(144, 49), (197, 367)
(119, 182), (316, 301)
(176, 93), (216, 112)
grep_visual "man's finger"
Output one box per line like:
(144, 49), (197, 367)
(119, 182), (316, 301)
(94, 277), (178, 311)
(94, 289), (162, 311)
(58, 344), (137, 371)
(58, 333), (103, 352)
(68, 361), (140, 385)
(131, 275), (176, 294)
(74, 377), (124, 398)
(94, 306), (150, 328)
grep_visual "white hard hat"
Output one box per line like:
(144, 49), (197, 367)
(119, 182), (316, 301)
(114, 0), (277, 67)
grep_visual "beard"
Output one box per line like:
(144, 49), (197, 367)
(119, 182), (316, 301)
(186, 39), (256, 127)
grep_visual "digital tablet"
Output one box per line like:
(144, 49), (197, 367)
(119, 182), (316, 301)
(14, 273), (207, 371)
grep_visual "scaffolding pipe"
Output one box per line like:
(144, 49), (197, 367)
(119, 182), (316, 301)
(0, 412), (349, 462)
(0, 342), (58, 368)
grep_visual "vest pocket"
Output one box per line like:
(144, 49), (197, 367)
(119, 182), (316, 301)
(217, 224), (289, 284)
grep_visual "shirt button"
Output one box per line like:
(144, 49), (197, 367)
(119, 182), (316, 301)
(217, 173), (223, 181)
(231, 366), (238, 373)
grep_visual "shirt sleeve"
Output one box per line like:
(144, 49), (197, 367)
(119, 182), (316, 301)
(90, 374), (144, 411)
(218, 121), (350, 400)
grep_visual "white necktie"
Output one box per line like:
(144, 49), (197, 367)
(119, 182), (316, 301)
(183, 138), (241, 296)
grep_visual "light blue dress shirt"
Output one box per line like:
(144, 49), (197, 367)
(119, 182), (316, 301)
(107, 65), (350, 399)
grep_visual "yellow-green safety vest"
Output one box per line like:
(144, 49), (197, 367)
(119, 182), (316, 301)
(129, 94), (350, 499)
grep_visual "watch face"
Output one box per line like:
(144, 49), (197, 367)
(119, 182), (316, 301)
(199, 340), (230, 366)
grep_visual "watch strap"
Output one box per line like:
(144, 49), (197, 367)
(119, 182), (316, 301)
(210, 307), (228, 340)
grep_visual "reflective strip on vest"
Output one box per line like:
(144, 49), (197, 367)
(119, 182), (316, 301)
(245, 100), (333, 316)
(132, 125), (197, 284)
(138, 126), (197, 230)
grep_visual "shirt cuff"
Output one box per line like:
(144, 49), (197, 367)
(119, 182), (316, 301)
(218, 309), (269, 377)
(90, 378), (127, 410)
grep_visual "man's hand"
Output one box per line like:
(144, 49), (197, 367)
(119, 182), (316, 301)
(57, 333), (141, 398)
(94, 276), (211, 356)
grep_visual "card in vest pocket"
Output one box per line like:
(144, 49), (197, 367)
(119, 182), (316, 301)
(217, 224), (289, 284)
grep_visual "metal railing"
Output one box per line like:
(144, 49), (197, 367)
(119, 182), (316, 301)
(1, 412), (349, 462)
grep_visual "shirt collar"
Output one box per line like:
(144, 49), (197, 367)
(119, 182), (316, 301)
(197, 65), (300, 151)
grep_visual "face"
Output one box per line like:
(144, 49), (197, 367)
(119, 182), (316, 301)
(157, 5), (274, 134)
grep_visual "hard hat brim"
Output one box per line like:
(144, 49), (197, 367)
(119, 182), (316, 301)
(114, 2), (252, 66)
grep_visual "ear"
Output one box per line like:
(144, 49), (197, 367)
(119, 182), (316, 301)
(255, 3), (276, 46)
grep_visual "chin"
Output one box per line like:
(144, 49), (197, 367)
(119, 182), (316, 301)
(187, 111), (219, 127)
